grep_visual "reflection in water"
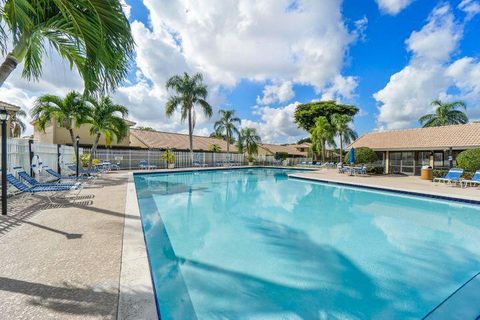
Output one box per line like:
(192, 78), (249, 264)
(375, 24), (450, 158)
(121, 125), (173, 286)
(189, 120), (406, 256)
(134, 168), (480, 320)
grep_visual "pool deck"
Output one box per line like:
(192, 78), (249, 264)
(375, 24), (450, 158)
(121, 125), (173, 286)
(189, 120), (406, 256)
(0, 172), (130, 320)
(1, 166), (480, 319)
(289, 168), (480, 203)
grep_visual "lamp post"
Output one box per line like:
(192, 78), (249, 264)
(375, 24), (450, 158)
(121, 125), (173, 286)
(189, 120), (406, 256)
(76, 136), (80, 177)
(0, 108), (10, 215)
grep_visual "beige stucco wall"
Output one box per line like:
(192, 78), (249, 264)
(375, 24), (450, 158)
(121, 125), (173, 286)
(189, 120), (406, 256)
(33, 120), (131, 147)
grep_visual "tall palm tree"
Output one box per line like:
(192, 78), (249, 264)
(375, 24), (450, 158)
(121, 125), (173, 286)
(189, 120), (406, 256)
(165, 72), (213, 162)
(85, 96), (128, 168)
(239, 127), (261, 157)
(332, 114), (358, 163)
(419, 100), (468, 127)
(214, 109), (240, 156)
(9, 109), (27, 138)
(0, 0), (134, 93)
(311, 116), (335, 163)
(31, 91), (90, 157)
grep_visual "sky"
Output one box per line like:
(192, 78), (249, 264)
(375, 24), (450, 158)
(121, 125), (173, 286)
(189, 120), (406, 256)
(1, 0), (480, 144)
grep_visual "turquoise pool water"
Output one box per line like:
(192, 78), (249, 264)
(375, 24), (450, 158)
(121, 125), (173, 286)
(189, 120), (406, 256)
(134, 168), (480, 320)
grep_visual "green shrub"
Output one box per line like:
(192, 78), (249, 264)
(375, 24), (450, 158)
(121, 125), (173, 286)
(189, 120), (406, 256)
(433, 169), (473, 180)
(161, 150), (176, 164)
(366, 166), (384, 175)
(276, 152), (289, 161)
(344, 147), (378, 164)
(456, 148), (480, 172)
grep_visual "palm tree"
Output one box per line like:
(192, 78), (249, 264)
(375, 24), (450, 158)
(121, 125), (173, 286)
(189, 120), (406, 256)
(86, 96), (128, 168)
(214, 109), (240, 157)
(419, 100), (468, 127)
(165, 72), (213, 162)
(31, 91), (90, 157)
(311, 116), (335, 163)
(9, 109), (27, 138)
(239, 127), (261, 157)
(332, 114), (358, 163)
(0, 0), (134, 93)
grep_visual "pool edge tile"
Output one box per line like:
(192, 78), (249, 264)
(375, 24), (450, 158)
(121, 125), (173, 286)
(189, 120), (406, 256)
(117, 173), (159, 320)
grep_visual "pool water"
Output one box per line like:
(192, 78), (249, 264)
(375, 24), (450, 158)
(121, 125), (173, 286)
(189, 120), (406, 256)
(134, 168), (480, 319)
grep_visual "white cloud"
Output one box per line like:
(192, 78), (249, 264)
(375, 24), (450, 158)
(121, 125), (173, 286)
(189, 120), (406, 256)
(241, 102), (307, 144)
(120, 0), (132, 19)
(321, 75), (358, 101)
(374, 4), (480, 129)
(458, 0), (480, 19)
(376, 0), (414, 15)
(256, 81), (294, 105)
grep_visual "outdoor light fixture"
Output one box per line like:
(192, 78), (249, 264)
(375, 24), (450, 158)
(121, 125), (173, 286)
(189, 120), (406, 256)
(1, 107), (10, 215)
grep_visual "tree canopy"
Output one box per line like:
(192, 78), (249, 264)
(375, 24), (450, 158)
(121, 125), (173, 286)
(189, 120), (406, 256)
(419, 100), (468, 127)
(294, 100), (359, 132)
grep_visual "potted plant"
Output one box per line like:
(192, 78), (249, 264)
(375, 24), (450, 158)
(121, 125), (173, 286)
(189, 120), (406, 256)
(162, 150), (176, 169)
(247, 154), (255, 166)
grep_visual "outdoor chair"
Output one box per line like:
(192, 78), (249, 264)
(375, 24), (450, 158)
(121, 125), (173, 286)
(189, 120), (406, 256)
(193, 155), (207, 167)
(67, 164), (103, 177)
(14, 167), (78, 188)
(7, 173), (82, 203)
(139, 160), (157, 170)
(352, 165), (367, 176)
(43, 166), (94, 184)
(433, 168), (464, 185)
(461, 170), (480, 188)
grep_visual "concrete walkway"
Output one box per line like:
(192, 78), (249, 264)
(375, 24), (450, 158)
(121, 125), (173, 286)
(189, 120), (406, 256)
(0, 172), (129, 319)
(291, 168), (480, 202)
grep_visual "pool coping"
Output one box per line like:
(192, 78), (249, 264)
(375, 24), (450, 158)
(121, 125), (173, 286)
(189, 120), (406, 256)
(117, 173), (158, 320)
(288, 173), (480, 205)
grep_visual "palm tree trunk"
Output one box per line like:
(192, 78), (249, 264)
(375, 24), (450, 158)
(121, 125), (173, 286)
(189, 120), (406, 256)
(339, 134), (343, 163)
(188, 107), (194, 163)
(89, 133), (101, 169)
(226, 133), (230, 165)
(0, 54), (19, 87)
(68, 129), (78, 158)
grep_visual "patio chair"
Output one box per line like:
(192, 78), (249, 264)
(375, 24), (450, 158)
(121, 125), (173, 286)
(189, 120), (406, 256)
(67, 164), (102, 177)
(352, 165), (367, 176)
(43, 166), (94, 184)
(7, 173), (82, 203)
(139, 160), (157, 170)
(193, 154), (207, 167)
(433, 168), (464, 185)
(14, 167), (78, 188)
(461, 170), (480, 188)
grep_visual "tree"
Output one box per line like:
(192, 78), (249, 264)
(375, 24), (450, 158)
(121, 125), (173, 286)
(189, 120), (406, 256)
(210, 131), (235, 144)
(31, 91), (90, 157)
(166, 72), (212, 162)
(456, 149), (480, 172)
(344, 147), (377, 164)
(214, 109), (240, 155)
(297, 137), (312, 144)
(239, 127), (261, 157)
(10, 109), (27, 138)
(294, 100), (359, 132)
(0, 0), (134, 94)
(332, 114), (358, 163)
(208, 144), (221, 153)
(311, 116), (335, 163)
(85, 96), (128, 168)
(419, 100), (468, 127)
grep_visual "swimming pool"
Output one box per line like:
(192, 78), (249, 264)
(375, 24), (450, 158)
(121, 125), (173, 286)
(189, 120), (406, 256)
(134, 168), (480, 319)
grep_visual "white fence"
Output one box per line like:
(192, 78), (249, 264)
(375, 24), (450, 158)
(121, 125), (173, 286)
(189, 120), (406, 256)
(0, 138), (82, 175)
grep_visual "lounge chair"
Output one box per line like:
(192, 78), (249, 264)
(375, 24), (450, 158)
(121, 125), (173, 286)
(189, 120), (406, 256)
(433, 168), (464, 185)
(193, 155), (207, 167)
(67, 164), (102, 177)
(461, 170), (480, 188)
(43, 166), (94, 183)
(352, 165), (367, 176)
(7, 173), (82, 203)
(14, 167), (78, 188)
(139, 160), (157, 170)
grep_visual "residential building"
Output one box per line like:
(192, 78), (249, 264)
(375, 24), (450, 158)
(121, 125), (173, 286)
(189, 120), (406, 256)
(0, 101), (21, 138)
(257, 143), (310, 158)
(350, 123), (480, 175)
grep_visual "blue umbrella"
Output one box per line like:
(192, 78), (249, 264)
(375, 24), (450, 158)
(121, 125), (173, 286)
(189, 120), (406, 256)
(349, 147), (355, 164)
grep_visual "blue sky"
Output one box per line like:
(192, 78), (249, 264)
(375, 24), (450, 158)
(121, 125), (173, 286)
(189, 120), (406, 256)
(2, 0), (479, 143)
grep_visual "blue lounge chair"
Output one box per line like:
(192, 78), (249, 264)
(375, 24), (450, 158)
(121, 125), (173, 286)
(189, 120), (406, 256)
(14, 167), (77, 188)
(193, 154), (207, 167)
(139, 160), (157, 170)
(461, 170), (480, 188)
(7, 173), (82, 202)
(43, 166), (93, 183)
(433, 168), (464, 185)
